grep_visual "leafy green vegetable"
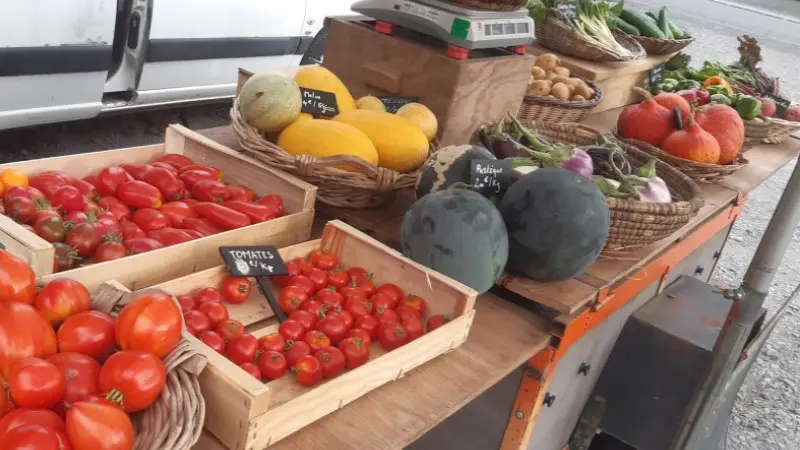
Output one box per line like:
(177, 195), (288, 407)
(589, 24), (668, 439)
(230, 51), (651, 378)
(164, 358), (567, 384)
(696, 61), (756, 87)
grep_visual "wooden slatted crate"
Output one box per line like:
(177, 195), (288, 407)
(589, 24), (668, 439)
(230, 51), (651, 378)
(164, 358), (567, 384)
(145, 220), (478, 449)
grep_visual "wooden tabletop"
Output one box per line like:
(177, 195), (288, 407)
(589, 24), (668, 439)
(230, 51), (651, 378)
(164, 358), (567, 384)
(193, 293), (553, 450)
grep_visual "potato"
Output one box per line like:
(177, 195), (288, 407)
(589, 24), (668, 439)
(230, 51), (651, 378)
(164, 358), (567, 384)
(535, 53), (560, 71)
(576, 84), (595, 100)
(553, 66), (570, 78)
(545, 72), (558, 81)
(551, 83), (570, 101)
(571, 94), (586, 102)
(553, 76), (578, 87)
(527, 80), (551, 97)
(532, 66), (547, 80)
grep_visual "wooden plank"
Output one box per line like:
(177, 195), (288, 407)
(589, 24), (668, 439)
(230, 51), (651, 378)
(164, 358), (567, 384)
(496, 272), (598, 315)
(718, 138), (800, 193)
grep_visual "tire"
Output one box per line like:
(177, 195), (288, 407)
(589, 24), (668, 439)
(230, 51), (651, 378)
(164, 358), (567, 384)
(300, 28), (328, 66)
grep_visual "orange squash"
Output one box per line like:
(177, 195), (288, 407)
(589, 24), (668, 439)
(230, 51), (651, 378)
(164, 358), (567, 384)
(662, 111), (721, 164)
(617, 87), (674, 147)
(653, 92), (691, 121)
(695, 104), (745, 165)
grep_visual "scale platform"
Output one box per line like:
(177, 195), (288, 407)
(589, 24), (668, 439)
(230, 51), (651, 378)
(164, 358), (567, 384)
(351, 0), (534, 59)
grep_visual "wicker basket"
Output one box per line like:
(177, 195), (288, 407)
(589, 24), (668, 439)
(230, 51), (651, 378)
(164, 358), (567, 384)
(445, 0), (526, 11)
(92, 283), (207, 450)
(535, 11), (646, 62)
(744, 116), (800, 145)
(631, 35), (695, 55)
(521, 121), (704, 253)
(230, 101), (427, 209)
(614, 134), (749, 184)
(518, 81), (603, 122)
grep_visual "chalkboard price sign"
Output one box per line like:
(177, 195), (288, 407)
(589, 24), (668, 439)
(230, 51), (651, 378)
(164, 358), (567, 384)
(300, 88), (339, 117)
(555, 3), (578, 20)
(471, 159), (512, 196)
(219, 246), (288, 277)
(378, 96), (420, 113)
(648, 62), (666, 88)
(763, 93), (792, 117)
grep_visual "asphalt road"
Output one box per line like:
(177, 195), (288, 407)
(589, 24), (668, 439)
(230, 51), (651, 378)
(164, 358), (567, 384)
(0, 1), (799, 449)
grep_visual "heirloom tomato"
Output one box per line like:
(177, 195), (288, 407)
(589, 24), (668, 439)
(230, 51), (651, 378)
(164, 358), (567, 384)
(115, 291), (182, 358)
(56, 311), (115, 360)
(0, 408), (66, 438)
(7, 196), (38, 224)
(34, 278), (91, 325)
(48, 352), (102, 416)
(0, 250), (37, 304)
(7, 357), (66, 409)
(66, 400), (135, 450)
(66, 222), (101, 258)
(94, 239), (127, 263)
(34, 216), (66, 243)
(99, 350), (166, 412)
(0, 424), (64, 450)
(0, 302), (58, 378)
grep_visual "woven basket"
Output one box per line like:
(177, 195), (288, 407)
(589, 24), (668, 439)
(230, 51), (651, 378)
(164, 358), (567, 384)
(230, 101), (427, 209)
(535, 11), (646, 62)
(520, 121), (704, 253)
(631, 35), (695, 55)
(744, 116), (800, 145)
(92, 283), (207, 450)
(518, 81), (603, 122)
(445, 0), (526, 11)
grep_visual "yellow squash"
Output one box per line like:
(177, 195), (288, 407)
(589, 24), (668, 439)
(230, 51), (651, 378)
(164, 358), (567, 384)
(332, 109), (429, 173)
(277, 119), (378, 172)
(293, 66), (356, 113)
(396, 103), (438, 140)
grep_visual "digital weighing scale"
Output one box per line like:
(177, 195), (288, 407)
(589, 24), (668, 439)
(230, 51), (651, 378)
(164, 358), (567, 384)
(351, 0), (534, 59)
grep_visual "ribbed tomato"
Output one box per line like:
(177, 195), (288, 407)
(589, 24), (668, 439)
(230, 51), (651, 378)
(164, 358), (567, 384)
(7, 357), (66, 409)
(0, 424), (64, 450)
(34, 278), (91, 326)
(99, 351), (166, 413)
(0, 408), (66, 439)
(0, 250), (36, 305)
(66, 401), (135, 450)
(114, 291), (182, 358)
(56, 311), (116, 360)
(47, 352), (102, 417)
(0, 302), (58, 378)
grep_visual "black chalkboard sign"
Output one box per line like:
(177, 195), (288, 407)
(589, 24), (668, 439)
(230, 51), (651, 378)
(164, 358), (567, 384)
(300, 88), (339, 117)
(648, 62), (666, 88)
(555, 3), (578, 20)
(471, 159), (512, 196)
(763, 93), (792, 117)
(219, 246), (289, 322)
(378, 96), (419, 113)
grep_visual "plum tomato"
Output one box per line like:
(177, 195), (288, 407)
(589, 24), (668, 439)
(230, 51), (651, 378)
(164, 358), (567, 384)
(402, 315), (424, 341)
(214, 319), (245, 342)
(278, 319), (305, 342)
(132, 208), (169, 232)
(338, 337), (370, 369)
(257, 333), (285, 354)
(34, 216), (66, 243)
(293, 355), (322, 387)
(378, 322), (410, 352)
(176, 295), (196, 311)
(221, 277), (251, 305)
(239, 362), (262, 381)
(400, 294), (428, 317)
(98, 196), (132, 222)
(7, 357), (67, 409)
(315, 287), (344, 311)
(194, 287), (224, 304)
(284, 340), (311, 366)
(345, 328), (372, 345)
(426, 314), (451, 332)
(123, 237), (164, 255)
(278, 286), (307, 314)
(303, 330), (331, 352)
(225, 184), (254, 202)
(326, 269), (349, 290)
(314, 315), (347, 345)
(309, 249), (338, 271)
(287, 275), (315, 296)
(183, 310), (212, 336)
(196, 302), (229, 327)
(289, 310), (317, 332)
(354, 315), (380, 339)
(50, 185), (87, 214)
(226, 334), (259, 365)
(314, 346), (345, 379)
(344, 295), (373, 319)
(56, 310), (116, 360)
(254, 194), (285, 217)
(257, 351), (288, 380)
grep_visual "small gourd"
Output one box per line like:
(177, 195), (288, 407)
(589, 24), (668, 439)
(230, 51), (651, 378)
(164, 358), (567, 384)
(695, 104), (745, 165)
(662, 108), (721, 164)
(617, 87), (674, 147)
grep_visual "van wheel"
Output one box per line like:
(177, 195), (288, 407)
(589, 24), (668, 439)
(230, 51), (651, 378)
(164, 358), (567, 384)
(300, 28), (328, 66)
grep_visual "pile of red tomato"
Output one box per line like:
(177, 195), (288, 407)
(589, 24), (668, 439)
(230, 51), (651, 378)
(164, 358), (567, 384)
(0, 154), (285, 273)
(0, 250), (184, 450)
(179, 249), (451, 388)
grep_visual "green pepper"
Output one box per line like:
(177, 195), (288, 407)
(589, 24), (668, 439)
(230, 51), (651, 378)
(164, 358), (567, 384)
(657, 79), (679, 92)
(665, 70), (685, 81)
(687, 70), (708, 82)
(709, 94), (731, 106)
(705, 85), (730, 96)
(728, 93), (742, 107)
(735, 95), (763, 121)
(677, 80), (702, 90)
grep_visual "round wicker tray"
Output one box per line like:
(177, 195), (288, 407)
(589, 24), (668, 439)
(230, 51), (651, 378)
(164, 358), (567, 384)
(631, 35), (695, 55)
(744, 116), (800, 145)
(535, 10), (646, 62)
(518, 81), (604, 123)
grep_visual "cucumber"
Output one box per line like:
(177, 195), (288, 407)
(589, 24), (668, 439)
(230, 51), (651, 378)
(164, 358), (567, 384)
(616, 18), (641, 36)
(669, 22), (687, 39)
(621, 9), (666, 39)
(657, 7), (674, 39)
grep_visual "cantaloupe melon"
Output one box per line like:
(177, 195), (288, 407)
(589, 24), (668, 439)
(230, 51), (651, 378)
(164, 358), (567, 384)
(276, 119), (378, 172)
(396, 103), (438, 140)
(294, 67), (356, 112)
(238, 72), (302, 133)
(356, 96), (386, 112)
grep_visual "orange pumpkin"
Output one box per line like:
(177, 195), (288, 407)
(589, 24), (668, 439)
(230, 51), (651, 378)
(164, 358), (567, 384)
(653, 92), (691, 121)
(695, 104), (745, 165)
(617, 87), (674, 147)
(662, 112), (721, 164)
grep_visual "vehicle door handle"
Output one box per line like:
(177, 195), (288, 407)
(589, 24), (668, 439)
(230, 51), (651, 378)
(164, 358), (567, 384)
(127, 12), (141, 49)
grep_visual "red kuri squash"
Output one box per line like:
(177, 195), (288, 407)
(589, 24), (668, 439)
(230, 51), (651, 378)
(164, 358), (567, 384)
(654, 92), (692, 121)
(695, 104), (745, 165)
(662, 111), (721, 164)
(617, 87), (674, 146)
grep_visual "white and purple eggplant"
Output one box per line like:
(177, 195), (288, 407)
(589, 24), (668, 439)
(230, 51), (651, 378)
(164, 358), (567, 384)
(593, 158), (672, 204)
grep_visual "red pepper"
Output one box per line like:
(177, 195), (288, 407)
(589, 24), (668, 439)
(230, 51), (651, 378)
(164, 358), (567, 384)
(182, 218), (224, 236)
(141, 167), (184, 201)
(156, 154), (195, 169)
(192, 179), (230, 203)
(120, 163), (154, 180)
(226, 184), (255, 202)
(178, 165), (222, 180)
(222, 201), (276, 223)
(98, 196), (132, 222)
(116, 181), (163, 209)
(96, 167), (133, 197)
(179, 170), (218, 189)
(146, 227), (195, 246)
(159, 201), (198, 228)
(192, 202), (251, 230)
(124, 237), (165, 254)
(181, 229), (206, 240)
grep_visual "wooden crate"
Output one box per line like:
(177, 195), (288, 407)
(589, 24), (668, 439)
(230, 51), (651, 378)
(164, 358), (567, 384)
(0, 124), (317, 292)
(146, 220), (478, 450)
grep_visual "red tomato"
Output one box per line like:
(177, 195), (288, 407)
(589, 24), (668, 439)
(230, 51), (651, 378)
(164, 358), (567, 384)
(97, 196), (131, 222)
(194, 287), (224, 304)
(34, 278), (91, 326)
(146, 227), (194, 246)
(152, 162), (179, 174)
(347, 267), (372, 282)
(28, 171), (71, 199)
(254, 194), (285, 217)
(221, 277), (251, 304)
(326, 268), (350, 290)
(374, 284), (403, 308)
(50, 185), (86, 213)
(196, 302), (229, 327)
(155, 154), (194, 169)
(315, 287), (344, 311)
(426, 314), (451, 332)
(47, 352), (101, 416)
(378, 322), (410, 351)
(226, 184), (255, 202)
(354, 315), (380, 339)
(119, 219), (145, 240)
(257, 351), (288, 380)
(184, 310), (212, 336)
(402, 315), (424, 341)
(99, 351), (166, 412)
(95, 167), (131, 197)
(345, 328), (372, 345)
(314, 346), (345, 379)
(338, 337), (370, 369)
(178, 164), (222, 179)
(0, 250), (37, 305)
(309, 250), (338, 271)
(0, 383), (9, 420)
(278, 319), (305, 342)
(331, 310), (354, 331)
(294, 355), (322, 387)
(52, 243), (79, 273)
(214, 319), (245, 342)
(226, 334), (258, 365)
(397, 304), (421, 324)
(116, 181), (163, 209)
(304, 268), (328, 293)
(92, 216), (122, 240)
(339, 281), (367, 298)
(70, 177), (100, 200)
(278, 286), (307, 314)
(181, 229), (205, 239)
(239, 362), (261, 380)
(3, 186), (32, 205)
(293, 257), (314, 275)
(56, 311), (115, 360)
(131, 208), (169, 232)
(34, 216), (66, 243)
(159, 201), (197, 228)
(65, 222), (101, 258)
(192, 179), (230, 203)
(287, 275), (315, 297)
(289, 310), (318, 332)
(66, 400), (135, 450)
(400, 294), (428, 316)
(7, 357), (66, 409)
(0, 424), (63, 450)
(176, 295), (196, 311)
(115, 291), (182, 358)
(7, 196), (38, 224)
(344, 295), (373, 319)
(304, 330), (331, 352)
(284, 340), (311, 366)
(33, 207), (61, 224)
(360, 280), (377, 297)
(257, 333), (286, 354)
(182, 217), (223, 236)
(141, 166), (184, 201)
(315, 315), (347, 344)
(0, 408), (66, 438)
(94, 240), (128, 263)
(0, 302), (58, 378)
(192, 202), (251, 230)
(123, 237), (165, 254)
(273, 259), (301, 288)
(300, 299), (325, 318)
(370, 292), (395, 314)
(197, 330), (226, 353)
(119, 163), (153, 180)
(178, 169), (217, 189)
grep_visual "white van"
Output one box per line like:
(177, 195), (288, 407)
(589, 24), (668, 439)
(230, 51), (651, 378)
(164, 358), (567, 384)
(0, 0), (355, 130)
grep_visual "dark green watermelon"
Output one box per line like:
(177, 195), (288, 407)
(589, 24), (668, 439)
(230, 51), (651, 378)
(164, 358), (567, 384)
(415, 145), (495, 198)
(400, 189), (508, 294)
(499, 168), (609, 282)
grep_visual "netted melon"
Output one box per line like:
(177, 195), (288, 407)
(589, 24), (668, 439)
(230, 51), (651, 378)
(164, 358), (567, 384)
(238, 72), (302, 133)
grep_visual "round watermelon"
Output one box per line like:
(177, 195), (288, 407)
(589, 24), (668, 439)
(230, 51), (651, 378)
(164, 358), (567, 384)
(498, 168), (609, 282)
(400, 189), (508, 294)
(415, 145), (495, 198)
